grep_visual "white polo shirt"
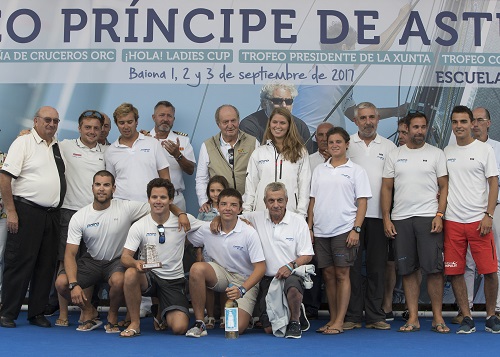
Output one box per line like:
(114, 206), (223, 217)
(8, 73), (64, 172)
(59, 138), (106, 211)
(445, 140), (499, 223)
(241, 210), (314, 276)
(347, 133), (396, 219)
(310, 158), (372, 237)
(188, 219), (265, 278)
(2, 129), (61, 207)
(105, 133), (169, 202)
(67, 199), (150, 260)
(124, 213), (204, 280)
(383, 143), (447, 220)
(149, 128), (196, 192)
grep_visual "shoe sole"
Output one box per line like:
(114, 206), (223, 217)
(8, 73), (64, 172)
(186, 331), (207, 338)
(285, 334), (301, 339)
(366, 324), (391, 330)
(342, 324), (362, 330)
(485, 327), (500, 333)
(456, 327), (476, 334)
(299, 304), (310, 332)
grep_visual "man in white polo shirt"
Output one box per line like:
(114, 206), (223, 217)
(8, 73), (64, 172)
(148, 100), (196, 211)
(186, 188), (266, 337)
(241, 182), (314, 339)
(55, 170), (150, 333)
(381, 111), (449, 333)
(105, 102), (170, 202)
(455, 107), (500, 323)
(120, 178), (204, 337)
(344, 102), (396, 330)
(0, 106), (65, 328)
(52, 110), (107, 326)
(444, 105), (500, 334)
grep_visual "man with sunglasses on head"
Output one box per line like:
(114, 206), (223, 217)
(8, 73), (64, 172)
(240, 81), (313, 153)
(0, 106), (65, 328)
(195, 104), (258, 211)
(120, 178), (204, 337)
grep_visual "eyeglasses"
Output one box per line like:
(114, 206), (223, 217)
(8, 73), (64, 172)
(79, 110), (104, 121)
(269, 97), (293, 106)
(228, 148), (234, 165)
(157, 224), (165, 244)
(36, 116), (60, 124)
(471, 117), (489, 123)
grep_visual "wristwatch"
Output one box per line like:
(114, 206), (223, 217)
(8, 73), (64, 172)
(68, 282), (79, 291)
(176, 153), (184, 161)
(238, 286), (247, 298)
(352, 226), (361, 233)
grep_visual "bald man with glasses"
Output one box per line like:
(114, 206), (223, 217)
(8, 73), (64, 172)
(0, 106), (66, 328)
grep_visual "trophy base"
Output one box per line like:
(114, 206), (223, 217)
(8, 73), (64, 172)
(142, 262), (162, 269)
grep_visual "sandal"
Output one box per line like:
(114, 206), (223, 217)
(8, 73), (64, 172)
(55, 318), (69, 327)
(205, 316), (215, 329)
(104, 322), (121, 334)
(431, 323), (450, 334)
(120, 328), (141, 337)
(219, 316), (225, 329)
(398, 323), (420, 332)
(316, 324), (331, 333)
(152, 304), (167, 331)
(322, 327), (343, 335)
(76, 319), (103, 332)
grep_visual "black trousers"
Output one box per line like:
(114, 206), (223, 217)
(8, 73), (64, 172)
(0, 201), (60, 320)
(345, 218), (387, 324)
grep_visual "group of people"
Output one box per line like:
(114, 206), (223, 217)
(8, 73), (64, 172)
(0, 82), (499, 339)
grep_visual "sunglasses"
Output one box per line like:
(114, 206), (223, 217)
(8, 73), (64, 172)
(79, 110), (104, 121)
(36, 116), (60, 124)
(228, 148), (234, 165)
(157, 224), (165, 244)
(269, 97), (293, 106)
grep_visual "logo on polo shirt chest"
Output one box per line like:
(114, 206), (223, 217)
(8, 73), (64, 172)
(86, 222), (99, 228)
(233, 245), (244, 251)
(72, 153), (82, 158)
(376, 153), (385, 161)
(396, 159), (408, 163)
(447, 158), (456, 163)
(146, 232), (156, 237)
(140, 148), (151, 153)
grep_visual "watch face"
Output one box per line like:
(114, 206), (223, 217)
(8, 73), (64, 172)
(353, 226), (361, 233)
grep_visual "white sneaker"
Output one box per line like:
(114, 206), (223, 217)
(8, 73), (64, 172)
(186, 321), (207, 338)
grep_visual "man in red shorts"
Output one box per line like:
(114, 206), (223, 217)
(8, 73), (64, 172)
(444, 105), (500, 334)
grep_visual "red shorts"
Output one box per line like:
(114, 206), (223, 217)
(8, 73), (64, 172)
(444, 220), (497, 275)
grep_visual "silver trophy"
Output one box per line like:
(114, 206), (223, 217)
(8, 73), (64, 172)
(142, 243), (162, 269)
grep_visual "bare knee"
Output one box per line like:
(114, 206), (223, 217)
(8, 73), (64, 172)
(55, 274), (69, 295)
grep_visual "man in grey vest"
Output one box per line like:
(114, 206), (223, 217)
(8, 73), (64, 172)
(195, 104), (258, 210)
